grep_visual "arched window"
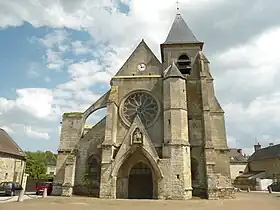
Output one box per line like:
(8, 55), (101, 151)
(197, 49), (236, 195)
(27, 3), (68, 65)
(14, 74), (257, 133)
(176, 54), (191, 75)
(88, 157), (99, 173)
(87, 156), (101, 189)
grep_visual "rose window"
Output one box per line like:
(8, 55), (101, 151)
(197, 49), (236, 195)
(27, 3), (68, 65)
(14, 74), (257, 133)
(121, 91), (159, 127)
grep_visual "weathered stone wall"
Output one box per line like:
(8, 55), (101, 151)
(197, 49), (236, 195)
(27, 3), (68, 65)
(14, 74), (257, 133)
(73, 117), (106, 195)
(163, 74), (192, 199)
(53, 113), (84, 196)
(58, 113), (84, 151)
(0, 152), (25, 183)
(111, 42), (164, 147)
(215, 151), (231, 176)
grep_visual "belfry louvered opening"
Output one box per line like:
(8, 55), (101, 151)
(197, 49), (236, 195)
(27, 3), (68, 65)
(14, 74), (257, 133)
(177, 54), (191, 75)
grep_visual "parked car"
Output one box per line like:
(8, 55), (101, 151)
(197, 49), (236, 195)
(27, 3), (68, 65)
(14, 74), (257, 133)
(36, 181), (53, 195)
(269, 182), (280, 192)
(0, 182), (23, 196)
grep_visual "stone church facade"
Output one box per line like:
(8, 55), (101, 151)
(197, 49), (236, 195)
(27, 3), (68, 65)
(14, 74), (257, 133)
(53, 14), (234, 200)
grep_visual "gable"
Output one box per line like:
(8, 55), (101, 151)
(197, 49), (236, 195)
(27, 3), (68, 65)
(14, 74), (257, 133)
(114, 40), (162, 77)
(0, 129), (26, 157)
(114, 115), (159, 165)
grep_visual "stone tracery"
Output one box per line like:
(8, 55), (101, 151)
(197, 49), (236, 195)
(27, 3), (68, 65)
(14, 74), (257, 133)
(121, 91), (159, 127)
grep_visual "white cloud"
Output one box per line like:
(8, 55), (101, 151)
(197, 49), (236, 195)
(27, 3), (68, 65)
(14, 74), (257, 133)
(0, 125), (15, 134)
(224, 92), (280, 134)
(0, 88), (54, 119)
(71, 41), (92, 55)
(214, 26), (280, 103)
(215, 27), (280, 150)
(24, 126), (50, 140)
(57, 60), (112, 90)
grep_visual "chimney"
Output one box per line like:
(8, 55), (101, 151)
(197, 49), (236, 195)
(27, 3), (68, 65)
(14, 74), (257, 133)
(269, 143), (274, 147)
(237, 149), (243, 155)
(254, 143), (261, 152)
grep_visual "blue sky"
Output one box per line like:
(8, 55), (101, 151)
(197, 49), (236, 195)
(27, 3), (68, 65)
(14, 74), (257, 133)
(1, 0), (280, 155)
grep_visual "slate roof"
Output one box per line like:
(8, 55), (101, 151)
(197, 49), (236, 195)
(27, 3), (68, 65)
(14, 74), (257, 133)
(163, 62), (184, 79)
(163, 14), (200, 44)
(229, 149), (247, 164)
(0, 128), (26, 157)
(248, 144), (280, 162)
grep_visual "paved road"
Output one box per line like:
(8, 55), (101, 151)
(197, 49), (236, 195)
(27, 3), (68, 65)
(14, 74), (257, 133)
(0, 192), (39, 203)
(1, 192), (280, 210)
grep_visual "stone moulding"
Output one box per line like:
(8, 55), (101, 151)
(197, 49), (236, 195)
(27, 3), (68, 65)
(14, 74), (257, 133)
(63, 112), (83, 118)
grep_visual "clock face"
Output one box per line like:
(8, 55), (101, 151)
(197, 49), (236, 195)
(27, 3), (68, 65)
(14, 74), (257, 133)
(137, 63), (146, 71)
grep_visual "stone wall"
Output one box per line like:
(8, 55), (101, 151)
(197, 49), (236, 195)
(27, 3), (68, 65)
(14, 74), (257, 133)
(73, 117), (105, 196)
(0, 152), (25, 183)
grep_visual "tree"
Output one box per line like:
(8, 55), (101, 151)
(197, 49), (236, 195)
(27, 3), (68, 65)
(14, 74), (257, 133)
(25, 151), (57, 179)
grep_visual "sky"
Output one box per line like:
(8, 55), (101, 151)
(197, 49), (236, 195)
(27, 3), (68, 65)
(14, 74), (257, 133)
(1, 0), (280, 155)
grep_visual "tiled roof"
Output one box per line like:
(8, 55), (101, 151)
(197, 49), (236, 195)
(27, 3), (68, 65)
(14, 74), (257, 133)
(248, 144), (280, 162)
(163, 14), (199, 44)
(229, 149), (247, 163)
(0, 128), (26, 157)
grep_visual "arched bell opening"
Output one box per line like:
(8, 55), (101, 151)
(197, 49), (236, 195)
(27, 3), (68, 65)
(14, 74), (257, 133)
(176, 54), (191, 75)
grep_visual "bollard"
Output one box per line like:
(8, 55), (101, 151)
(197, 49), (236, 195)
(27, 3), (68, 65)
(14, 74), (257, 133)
(17, 190), (25, 202)
(42, 188), (48, 198)
(17, 173), (28, 202)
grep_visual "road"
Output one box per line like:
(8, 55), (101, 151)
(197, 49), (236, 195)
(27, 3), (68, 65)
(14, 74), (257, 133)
(0, 192), (39, 203)
(1, 192), (280, 210)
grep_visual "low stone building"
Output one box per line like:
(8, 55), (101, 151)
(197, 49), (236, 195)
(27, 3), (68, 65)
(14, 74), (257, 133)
(0, 128), (26, 183)
(228, 149), (247, 181)
(247, 143), (280, 180)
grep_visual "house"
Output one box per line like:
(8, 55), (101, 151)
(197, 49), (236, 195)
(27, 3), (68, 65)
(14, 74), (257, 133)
(229, 149), (248, 181)
(0, 128), (26, 183)
(46, 156), (57, 176)
(233, 143), (280, 190)
(247, 143), (280, 181)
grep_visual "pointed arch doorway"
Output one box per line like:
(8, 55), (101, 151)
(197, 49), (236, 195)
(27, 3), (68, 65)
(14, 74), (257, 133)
(128, 162), (153, 199)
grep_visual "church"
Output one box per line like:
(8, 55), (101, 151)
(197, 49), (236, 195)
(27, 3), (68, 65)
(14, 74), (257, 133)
(52, 13), (234, 200)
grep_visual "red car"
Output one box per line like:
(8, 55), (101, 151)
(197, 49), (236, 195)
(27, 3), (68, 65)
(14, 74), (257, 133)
(36, 182), (53, 195)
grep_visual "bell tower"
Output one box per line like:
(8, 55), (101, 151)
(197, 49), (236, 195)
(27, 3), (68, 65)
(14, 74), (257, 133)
(160, 13), (204, 73)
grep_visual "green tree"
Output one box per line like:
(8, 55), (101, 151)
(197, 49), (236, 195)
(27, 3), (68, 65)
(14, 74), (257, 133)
(25, 151), (57, 179)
